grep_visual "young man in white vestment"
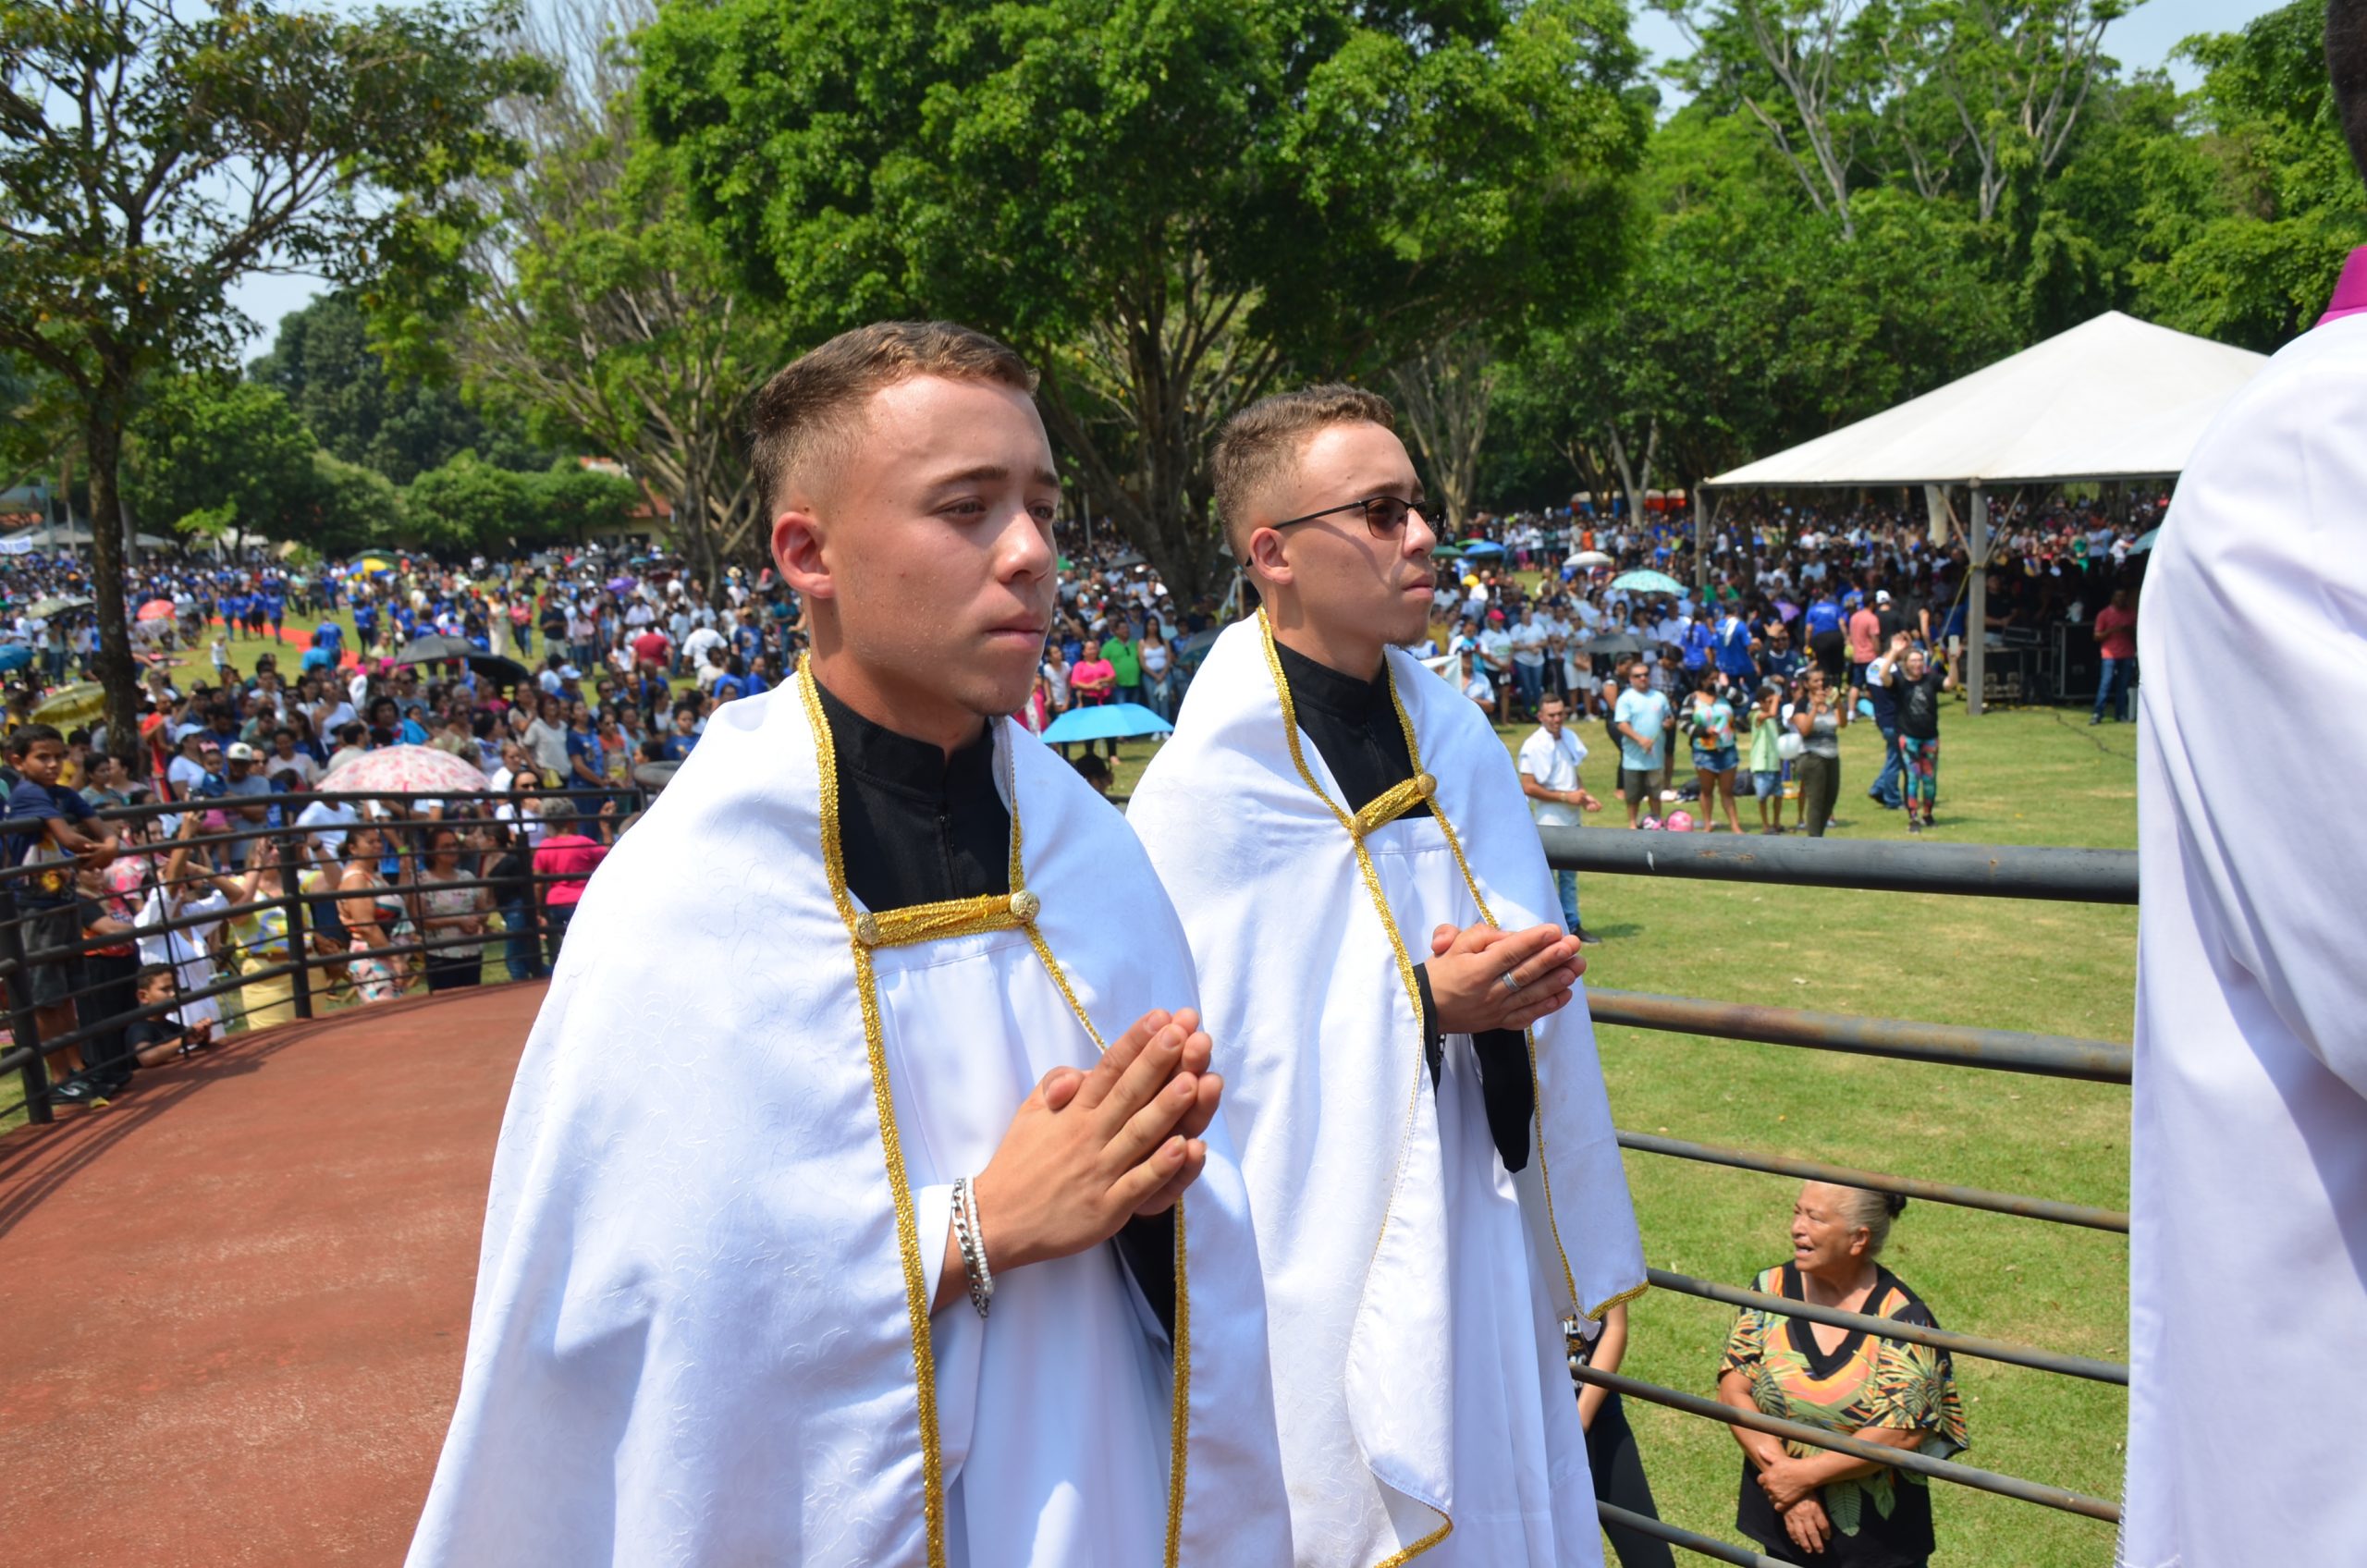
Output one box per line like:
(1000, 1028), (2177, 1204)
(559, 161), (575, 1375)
(2120, 9), (2367, 1563)
(1128, 386), (1647, 1567)
(406, 322), (1290, 1567)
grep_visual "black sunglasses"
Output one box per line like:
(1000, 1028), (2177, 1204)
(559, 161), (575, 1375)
(1269, 493), (1426, 540)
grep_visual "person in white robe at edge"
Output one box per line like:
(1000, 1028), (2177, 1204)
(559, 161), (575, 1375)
(1128, 386), (1647, 1568)
(2120, 6), (2367, 1564)
(405, 321), (1290, 1568)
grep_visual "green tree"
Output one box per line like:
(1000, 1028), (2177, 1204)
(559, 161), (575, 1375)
(1491, 108), (2016, 516)
(2132, 0), (2366, 349)
(454, 0), (784, 585)
(0, 0), (550, 756)
(298, 451), (405, 554)
(641, 0), (1647, 602)
(402, 450), (533, 551)
(402, 451), (642, 552)
(533, 459), (644, 547)
(123, 374), (317, 543)
(249, 290), (545, 484)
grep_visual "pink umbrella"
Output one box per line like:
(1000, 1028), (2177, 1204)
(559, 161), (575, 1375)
(316, 744), (490, 797)
(137, 599), (176, 621)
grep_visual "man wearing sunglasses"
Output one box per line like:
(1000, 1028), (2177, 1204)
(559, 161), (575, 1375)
(1129, 386), (1644, 1568)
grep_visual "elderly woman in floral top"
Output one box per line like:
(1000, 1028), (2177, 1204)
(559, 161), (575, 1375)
(1717, 1182), (1968, 1564)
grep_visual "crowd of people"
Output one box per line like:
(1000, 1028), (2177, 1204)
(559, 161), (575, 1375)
(1418, 497), (2143, 842)
(0, 484), (2145, 1113)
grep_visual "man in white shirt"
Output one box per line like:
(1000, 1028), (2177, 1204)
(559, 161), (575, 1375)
(1475, 616), (1515, 723)
(1508, 606), (1548, 720)
(1516, 695), (1601, 943)
(681, 621), (727, 670)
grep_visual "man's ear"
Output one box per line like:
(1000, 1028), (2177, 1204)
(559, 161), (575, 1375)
(1245, 526), (1293, 589)
(772, 506), (832, 602)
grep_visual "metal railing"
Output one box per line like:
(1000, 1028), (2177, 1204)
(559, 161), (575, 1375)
(1545, 827), (2133, 1560)
(0, 782), (647, 1127)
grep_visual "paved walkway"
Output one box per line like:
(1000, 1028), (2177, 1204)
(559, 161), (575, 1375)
(0, 985), (542, 1567)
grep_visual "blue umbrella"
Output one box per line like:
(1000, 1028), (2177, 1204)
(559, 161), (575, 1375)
(1611, 569), (1685, 595)
(0, 644), (31, 672)
(2128, 527), (2160, 555)
(1459, 540), (1506, 557)
(1041, 702), (1173, 745)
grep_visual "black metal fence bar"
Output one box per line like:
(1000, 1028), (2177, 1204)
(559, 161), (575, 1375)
(1588, 987), (2132, 1084)
(1596, 1504), (1784, 1567)
(1645, 1267), (2128, 1385)
(1569, 1366), (2121, 1523)
(1542, 827), (2140, 905)
(1615, 1129), (2130, 1233)
(0, 908), (561, 1084)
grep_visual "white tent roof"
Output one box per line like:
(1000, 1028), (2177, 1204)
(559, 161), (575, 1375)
(1705, 312), (2269, 489)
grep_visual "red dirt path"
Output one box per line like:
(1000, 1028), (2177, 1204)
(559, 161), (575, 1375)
(0, 985), (543, 1567)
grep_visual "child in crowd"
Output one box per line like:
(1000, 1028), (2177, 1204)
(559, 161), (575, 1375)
(124, 964), (215, 1068)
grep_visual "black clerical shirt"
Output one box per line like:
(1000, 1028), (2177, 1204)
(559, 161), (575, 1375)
(1272, 640), (1534, 1171)
(815, 679), (1177, 1332)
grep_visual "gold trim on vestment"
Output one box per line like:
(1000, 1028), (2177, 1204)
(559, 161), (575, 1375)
(795, 658), (1195, 1567)
(1372, 673), (1598, 1320)
(1256, 614), (1453, 1565)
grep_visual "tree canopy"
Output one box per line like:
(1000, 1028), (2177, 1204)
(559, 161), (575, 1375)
(640, 0), (1650, 599)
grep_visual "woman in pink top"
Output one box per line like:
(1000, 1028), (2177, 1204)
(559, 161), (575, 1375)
(1069, 638), (1117, 706)
(531, 802), (614, 955)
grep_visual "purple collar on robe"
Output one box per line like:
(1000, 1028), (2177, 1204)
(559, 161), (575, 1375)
(2322, 246), (2367, 326)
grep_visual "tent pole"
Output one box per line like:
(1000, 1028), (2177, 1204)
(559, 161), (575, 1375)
(1967, 485), (1988, 717)
(1693, 484), (1709, 593)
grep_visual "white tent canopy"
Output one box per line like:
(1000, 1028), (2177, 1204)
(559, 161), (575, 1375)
(0, 521), (174, 552)
(1704, 312), (2269, 489)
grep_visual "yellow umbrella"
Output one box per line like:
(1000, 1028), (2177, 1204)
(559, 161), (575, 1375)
(357, 555), (395, 573)
(31, 681), (105, 725)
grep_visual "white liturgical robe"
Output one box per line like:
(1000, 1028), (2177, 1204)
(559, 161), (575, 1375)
(2121, 310), (2367, 1564)
(1128, 615), (1646, 1568)
(406, 671), (1290, 1568)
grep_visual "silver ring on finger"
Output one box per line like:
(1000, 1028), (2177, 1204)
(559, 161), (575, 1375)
(1500, 969), (1521, 995)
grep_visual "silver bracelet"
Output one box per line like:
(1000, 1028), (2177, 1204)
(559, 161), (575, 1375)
(950, 1175), (994, 1319)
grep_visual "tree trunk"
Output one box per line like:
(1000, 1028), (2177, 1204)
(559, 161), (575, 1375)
(85, 396), (141, 765)
(1389, 334), (1497, 539)
(1605, 421), (1656, 533)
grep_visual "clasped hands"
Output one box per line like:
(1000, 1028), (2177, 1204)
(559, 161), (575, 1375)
(1422, 920), (1587, 1035)
(963, 1010), (1219, 1291)
(1759, 1458), (1832, 1553)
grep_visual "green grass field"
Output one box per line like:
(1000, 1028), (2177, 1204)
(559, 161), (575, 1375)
(1098, 692), (2136, 1567)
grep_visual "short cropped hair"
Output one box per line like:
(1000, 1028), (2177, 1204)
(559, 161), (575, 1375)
(748, 321), (1038, 520)
(6, 723), (63, 757)
(1210, 384), (1398, 565)
(2332, 0), (2367, 182)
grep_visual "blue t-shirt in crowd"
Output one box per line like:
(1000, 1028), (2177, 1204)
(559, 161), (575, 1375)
(564, 727), (605, 784)
(1805, 598), (1844, 638)
(660, 733), (698, 763)
(1714, 614), (1757, 677)
(6, 779), (92, 907)
(1613, 687), (1673, 772)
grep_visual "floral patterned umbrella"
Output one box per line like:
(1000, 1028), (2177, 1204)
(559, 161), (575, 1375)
(316, 744), (490, 797)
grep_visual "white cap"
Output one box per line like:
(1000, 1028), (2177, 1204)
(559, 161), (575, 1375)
(225, 741), (258, 762)
(1875, 589), (1893, 604)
